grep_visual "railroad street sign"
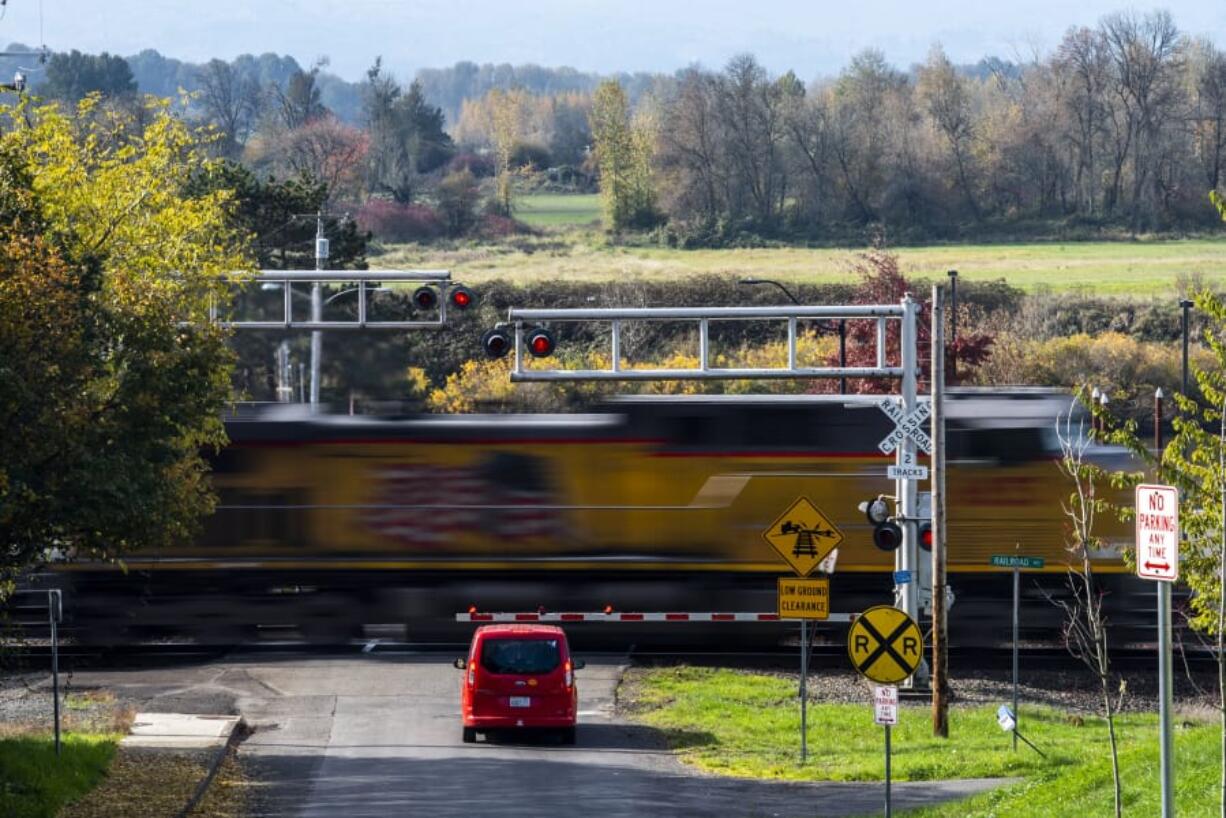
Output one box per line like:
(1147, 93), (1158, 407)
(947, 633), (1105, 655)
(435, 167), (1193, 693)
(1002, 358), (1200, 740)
(989, 555), (1045, 570)
(847, 605), (924, 684)
(762, 497), (845, 576)
(873, 685), (898, 726)
(877, 398), (933, 456)
(777, 577), (830, 620)
(1136, 484), (1179, 582)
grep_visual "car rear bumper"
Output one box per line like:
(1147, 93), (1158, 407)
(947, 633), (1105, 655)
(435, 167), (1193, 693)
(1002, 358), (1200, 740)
(463, 713), (575, 728)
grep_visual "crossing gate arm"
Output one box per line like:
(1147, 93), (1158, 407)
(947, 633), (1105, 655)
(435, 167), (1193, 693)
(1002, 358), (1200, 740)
(503, 302), (908, 383)
(455, 611), (857, 623)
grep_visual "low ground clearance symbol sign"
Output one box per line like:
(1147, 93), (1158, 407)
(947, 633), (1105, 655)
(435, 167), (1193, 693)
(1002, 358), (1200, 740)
(762, 497), (845, 576)
(1136, 484), (1179, 582)
(847, 605), (924, 685)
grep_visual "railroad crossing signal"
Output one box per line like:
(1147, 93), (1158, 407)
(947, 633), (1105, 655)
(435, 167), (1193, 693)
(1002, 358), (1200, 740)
(762, 497), (844, 576)
(847, 605), (924, 685)
(877, 397), (933, 457)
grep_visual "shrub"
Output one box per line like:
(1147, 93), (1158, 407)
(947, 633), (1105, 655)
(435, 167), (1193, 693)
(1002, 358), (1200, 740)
(356, 200), (443, 242)
(448, 152), (495, 178)
(510, 141), (552, 171)
(436, 170), (480, 237)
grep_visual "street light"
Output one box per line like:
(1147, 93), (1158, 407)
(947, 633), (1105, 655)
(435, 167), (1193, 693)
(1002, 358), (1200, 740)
(738, 278), (847, 394)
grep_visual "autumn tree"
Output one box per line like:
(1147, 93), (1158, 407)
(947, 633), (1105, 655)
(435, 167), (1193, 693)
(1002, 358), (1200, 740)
(0, 97), (251, 597)
(918, 45), (981, 221)
(487, 88), (526, 216)
(363, 58), (454, 203)
(589, 80), (657, 231)
(197, 58), (263, 159)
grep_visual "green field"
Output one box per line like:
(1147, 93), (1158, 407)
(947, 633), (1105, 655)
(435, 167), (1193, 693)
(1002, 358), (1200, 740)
(514, 193), (601, 227)
(374, 235), (1226, 295)
(624, 667), (1222, 817)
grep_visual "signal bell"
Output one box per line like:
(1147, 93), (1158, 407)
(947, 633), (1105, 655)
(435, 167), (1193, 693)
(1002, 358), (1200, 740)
(481, 327), (512, 359)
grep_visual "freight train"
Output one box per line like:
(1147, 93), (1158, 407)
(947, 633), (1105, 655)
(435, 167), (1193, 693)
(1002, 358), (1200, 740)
(47, 388), (1154, 646)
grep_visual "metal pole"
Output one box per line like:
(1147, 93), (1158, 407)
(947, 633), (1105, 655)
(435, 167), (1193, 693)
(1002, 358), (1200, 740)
(947, 271), (957, 386)
(839, 320), (847, 395)
(930, 284), (948, 734)
(898, 296), (919, 628)
(1159, 580), (1174, 817)
(1155, 388), (1164, 453)
(1181, 299), (1192, 395)
(49, 590), (60, 758)
(884, 724), (892, 818)
(1012, 566), (1019, 752)
(800, 619), (808, 763)
(310, 212), (327, 410)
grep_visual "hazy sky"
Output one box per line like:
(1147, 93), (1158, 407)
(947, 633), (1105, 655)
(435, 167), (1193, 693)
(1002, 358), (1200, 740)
(1, 0), (1223, 81)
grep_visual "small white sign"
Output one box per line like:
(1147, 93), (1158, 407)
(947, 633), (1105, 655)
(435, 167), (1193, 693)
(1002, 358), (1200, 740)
(1136, 484), (1179, 582)
(888, 465), (929, 480)
(873, 685), (898, 726)
(997, 704), (1016, 732)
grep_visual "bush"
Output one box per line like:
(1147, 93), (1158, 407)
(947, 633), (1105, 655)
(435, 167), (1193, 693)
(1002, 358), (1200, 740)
(448, 152), (495, 178)
(510, 141), (552, 171)
(436, 170), (481, 237)
(356, 200), (443, 242)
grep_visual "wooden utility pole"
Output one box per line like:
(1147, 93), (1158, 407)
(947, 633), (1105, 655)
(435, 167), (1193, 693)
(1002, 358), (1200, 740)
(930, 284), (949, 737)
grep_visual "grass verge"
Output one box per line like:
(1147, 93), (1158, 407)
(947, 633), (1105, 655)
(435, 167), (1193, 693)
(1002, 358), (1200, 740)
(0, 732), (119, 818)
(515, 193), (601, 228)
(624, 667), (1222, 817)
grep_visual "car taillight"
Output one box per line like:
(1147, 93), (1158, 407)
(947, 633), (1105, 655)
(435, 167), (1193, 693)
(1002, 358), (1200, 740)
(468, 660), (476, 687)
(564, 659), (573, 689)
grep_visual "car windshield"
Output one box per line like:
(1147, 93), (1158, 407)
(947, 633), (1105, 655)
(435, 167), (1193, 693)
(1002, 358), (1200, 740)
(480, 638), (560, 675)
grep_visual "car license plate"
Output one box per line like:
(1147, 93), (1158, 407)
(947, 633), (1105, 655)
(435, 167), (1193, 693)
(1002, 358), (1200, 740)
(509, 696), (531, 708)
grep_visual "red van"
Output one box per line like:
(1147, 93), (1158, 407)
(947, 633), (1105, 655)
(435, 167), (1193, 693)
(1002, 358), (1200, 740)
(455, 624), (584, 744)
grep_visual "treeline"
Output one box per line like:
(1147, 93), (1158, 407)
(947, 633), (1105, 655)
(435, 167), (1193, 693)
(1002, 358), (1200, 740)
(639, 10), (1226, 241)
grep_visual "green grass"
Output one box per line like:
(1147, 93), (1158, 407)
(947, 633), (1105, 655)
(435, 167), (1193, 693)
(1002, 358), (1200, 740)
(0, 733), (118, 818)
(372, 235), (1226, 295)
(514, 194), (601, 227)
(626, 667), (1222, 817)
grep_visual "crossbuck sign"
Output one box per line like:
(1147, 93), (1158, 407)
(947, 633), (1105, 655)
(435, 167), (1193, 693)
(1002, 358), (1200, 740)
(878, 398), (932, 478)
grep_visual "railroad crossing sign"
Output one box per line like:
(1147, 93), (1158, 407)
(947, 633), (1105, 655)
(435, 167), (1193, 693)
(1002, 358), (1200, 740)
(762, 497), (845, 576)
(1136, 484), (1179, 582)
(777, 577), (830, 619)
(877, 397), (932, 460)
(847, 605), (924, 684)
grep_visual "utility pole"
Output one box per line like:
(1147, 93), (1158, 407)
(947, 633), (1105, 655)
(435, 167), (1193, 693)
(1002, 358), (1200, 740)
(310, 211), (328, 410)
(930, 284), (948, 736)
(947, 270), (957, 385)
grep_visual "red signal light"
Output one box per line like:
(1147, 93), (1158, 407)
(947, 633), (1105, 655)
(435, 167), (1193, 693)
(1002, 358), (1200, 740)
(602, 604), (614, 615)
(449, 286), (474, 309)
(872, 521), (904, 551)
(412, 286), (438, 310)
(481, 327), (512, 359)
(919, 523), (933, 552)
(526, 327), (555, 358)
(467, 604), (478, 614)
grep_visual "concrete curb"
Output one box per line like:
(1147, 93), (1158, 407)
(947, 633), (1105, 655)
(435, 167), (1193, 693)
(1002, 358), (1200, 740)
(173, 718), (249, 818)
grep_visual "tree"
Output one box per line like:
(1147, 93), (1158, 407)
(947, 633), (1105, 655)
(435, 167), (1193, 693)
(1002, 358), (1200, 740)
(277, 62), (328, 130)
(278, 116), (369, 202)
(0, 96), (251, 597)
(487, 88), (526, 216)
(363, 59), (454, 204)
(197, 58), (262, 159)
(436, 169), (480, 236)
(40, 50), (136, 102)
(918, 45), (981, 221)
(589, 80), (657, 231)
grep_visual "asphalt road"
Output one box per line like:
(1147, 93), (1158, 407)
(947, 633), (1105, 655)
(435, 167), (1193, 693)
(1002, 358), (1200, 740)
(64, 650), (1010, 817)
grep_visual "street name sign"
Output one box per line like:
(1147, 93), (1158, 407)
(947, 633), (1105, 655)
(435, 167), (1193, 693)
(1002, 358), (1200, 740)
(762, 497), (845, 576)
(777, 577), (830, 620)
(847, 605), (924, 685)
(1136, 484), (1179, 582)
(874, 685), (899, 726)
(989, 555), (1045, 570)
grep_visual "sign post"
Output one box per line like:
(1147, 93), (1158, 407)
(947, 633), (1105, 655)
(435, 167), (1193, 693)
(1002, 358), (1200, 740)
(1136, 484), (1178, 818)
(989, 554), (1044, 750)
(874, 685), (898, 818)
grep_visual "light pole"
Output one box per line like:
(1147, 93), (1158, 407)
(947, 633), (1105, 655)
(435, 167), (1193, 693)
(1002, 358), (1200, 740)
(947, 270), (958, 385)
(739, 278), (847, 395)
(311, 212), (328, 410)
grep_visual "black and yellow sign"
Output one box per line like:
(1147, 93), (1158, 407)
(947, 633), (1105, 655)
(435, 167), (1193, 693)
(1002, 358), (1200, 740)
(847, 605), (923, 684)
(761, 497), (844, 576)
(777, 577), (830, 620)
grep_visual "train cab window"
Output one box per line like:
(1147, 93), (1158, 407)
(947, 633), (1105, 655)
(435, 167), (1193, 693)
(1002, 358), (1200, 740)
(948, 426), (1046, 464)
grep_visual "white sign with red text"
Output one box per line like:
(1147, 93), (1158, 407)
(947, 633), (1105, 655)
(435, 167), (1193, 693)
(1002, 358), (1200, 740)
(1136, 484), (1179, 582)
(873, 684), (898, 726)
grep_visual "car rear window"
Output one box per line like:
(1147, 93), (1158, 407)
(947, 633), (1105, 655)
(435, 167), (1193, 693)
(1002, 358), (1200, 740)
(480, 638), (560, 675)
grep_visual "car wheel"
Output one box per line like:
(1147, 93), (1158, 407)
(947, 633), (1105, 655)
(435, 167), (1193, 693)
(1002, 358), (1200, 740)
(462, 727), (477, 744)
(560, 727), (576, 745)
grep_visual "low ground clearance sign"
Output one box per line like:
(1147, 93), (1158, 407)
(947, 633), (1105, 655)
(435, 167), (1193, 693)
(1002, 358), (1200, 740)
(1136, 484), (1179, 582)
(777, 577), (830, 620)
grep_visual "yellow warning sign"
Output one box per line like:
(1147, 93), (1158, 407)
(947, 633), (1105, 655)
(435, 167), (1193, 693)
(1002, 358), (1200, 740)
(761, 497), (844, 576)
(777, 577), (830, 620)
(847, 605), (924, 684)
